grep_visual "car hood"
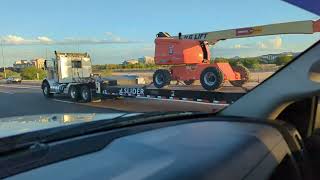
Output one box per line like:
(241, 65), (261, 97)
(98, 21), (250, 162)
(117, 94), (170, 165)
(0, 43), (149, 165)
(0, 113), (139, 138)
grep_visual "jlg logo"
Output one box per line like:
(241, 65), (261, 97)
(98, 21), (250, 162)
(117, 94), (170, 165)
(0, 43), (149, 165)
(183, 33), (208, 40)
(168, 45), (174, 55)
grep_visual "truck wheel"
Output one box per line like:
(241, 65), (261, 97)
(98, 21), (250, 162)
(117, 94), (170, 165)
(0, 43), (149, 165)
(69, 85), (80, 101)
(184, 80), (195, 85)
(153, 69), (171, 88)
(42, 82), (53, 98)
(200, 67), (224, 91)
(230, 65), (250, 87)
(80, 85), (92, 103)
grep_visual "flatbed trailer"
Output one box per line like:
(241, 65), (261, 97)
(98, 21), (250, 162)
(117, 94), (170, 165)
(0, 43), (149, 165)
(96, 83), (245, 104)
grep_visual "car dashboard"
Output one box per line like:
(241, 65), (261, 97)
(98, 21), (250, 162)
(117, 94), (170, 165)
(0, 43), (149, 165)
(6, 118), (299, 180)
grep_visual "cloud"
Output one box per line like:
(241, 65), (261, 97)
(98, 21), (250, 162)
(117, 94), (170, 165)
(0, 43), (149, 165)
(257, 42), (267, 49)
(229, 36), (283, 50)
(3, 35), (29, 45)
(105, 32), (113, 36)
(58, 37), (138, 44)
(234, 44), (241, 49)
(37, 36), (53, 43)
(1, 35), (53, 45)
(270, 36), (282, 49)
(233, 44), (250, 49)
(104, 32), (128, 42)
(0, 33), (141, 45)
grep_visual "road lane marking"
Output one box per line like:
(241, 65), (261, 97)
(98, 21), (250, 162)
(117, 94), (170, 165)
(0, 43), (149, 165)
(51, 96), (228, 109)
(52, 99), (75, 104)
(0, 91), (14, 94)
(136, 96), (229, 107)
(0, 84), (39, 89)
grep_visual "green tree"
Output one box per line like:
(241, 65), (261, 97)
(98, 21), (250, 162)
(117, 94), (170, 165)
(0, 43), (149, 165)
(213, 59), (229, 63)
(240, 58), (261, 70)
(275, 56), (293, 66)
(21, 67), (47, 80)
(0, 69), (20, 78)
(228, 59), (240, 67)
(99, 69), (112, 77)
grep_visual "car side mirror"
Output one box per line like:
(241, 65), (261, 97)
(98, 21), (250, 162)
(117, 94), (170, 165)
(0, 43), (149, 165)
(309, 59), (320, 83)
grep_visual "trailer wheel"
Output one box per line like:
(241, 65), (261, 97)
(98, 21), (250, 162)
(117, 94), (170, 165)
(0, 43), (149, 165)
(80, 85), (92, 103)
(42, 82), (53, 98)
(69, 85), (80, 101)
(153, 69), (171, 88)
(200, 67), (224, 91)
(230, 65), (250, 87)
(184, 80), (195, 85)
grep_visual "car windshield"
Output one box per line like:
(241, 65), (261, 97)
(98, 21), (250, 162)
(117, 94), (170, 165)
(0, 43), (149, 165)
(0, 1), (319, 123)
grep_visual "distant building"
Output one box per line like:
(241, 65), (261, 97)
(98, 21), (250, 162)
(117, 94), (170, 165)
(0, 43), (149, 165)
(231, 56), (241, 60)
(259, 54), (278, 63)
(13, 60), (32, 71)
(280, 52), (294, 56)
(13, 58), (46, 71)
(122, 59), (139, 65)
(138, 56), (155, 64)
(259, 52), (294, 63)
(31, 58), (45, 69)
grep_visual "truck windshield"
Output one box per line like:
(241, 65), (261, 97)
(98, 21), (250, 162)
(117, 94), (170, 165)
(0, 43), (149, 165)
(0, 0), (318, 119)
(72, 61), (82, 68)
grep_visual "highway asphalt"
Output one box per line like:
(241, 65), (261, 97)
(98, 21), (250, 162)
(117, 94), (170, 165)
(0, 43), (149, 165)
(0, 83), (231, 118)
(0, 84), (120, 118)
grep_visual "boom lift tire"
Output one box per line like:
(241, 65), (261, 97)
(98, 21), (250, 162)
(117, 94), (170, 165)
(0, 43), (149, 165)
(42, 82), (53, 98)
(69, 85), (80, 101)
(80, 85), (92, 103)
(229, 65), (250, 87)
(184, 80), (195, 85)
(200, 67), (224, 90)
(153, 69), (171, 88)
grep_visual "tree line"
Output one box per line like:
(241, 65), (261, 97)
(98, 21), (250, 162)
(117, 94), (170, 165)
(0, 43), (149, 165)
(92, 55), (294, 72)
(92, 63), (160, 71)
(0, 67), (46, 80)
(0, 55), (293, 80)
(213, 55), (293, 70)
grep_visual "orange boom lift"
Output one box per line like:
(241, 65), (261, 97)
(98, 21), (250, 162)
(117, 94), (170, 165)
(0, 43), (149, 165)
(153, 19), (320, 90)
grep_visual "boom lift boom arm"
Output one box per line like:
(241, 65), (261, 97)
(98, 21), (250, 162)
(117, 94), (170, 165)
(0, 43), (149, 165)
(172, 19), (320, 44)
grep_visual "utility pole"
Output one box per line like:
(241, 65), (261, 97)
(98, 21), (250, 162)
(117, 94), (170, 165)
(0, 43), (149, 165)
(77, 39), (80, 52)
(1, 40), (5, 79)
(45, 47), (48, 60)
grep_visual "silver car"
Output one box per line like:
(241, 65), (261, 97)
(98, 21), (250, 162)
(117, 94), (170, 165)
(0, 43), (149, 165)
(6, 77), (22, 84)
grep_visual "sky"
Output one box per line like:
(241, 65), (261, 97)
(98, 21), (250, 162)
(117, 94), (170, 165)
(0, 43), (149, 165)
(0, 0), (319, 65)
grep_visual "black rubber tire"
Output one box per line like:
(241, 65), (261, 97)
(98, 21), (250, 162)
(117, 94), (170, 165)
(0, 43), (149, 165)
(184, 80), (195, 85)
(229, 65), (250, 87)
(200, 67), (224, 91)
(80, 85), (92, 103)
(69, 85), (80, 101)
(153, 69), (171, 88)
(42, 82), (53, 98)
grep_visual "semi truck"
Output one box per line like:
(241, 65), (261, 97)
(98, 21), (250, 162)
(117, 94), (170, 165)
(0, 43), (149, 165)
(41, 51), (99, 102)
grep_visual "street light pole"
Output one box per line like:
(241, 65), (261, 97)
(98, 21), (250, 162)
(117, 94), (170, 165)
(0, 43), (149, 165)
(1, 40), (5, 79)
